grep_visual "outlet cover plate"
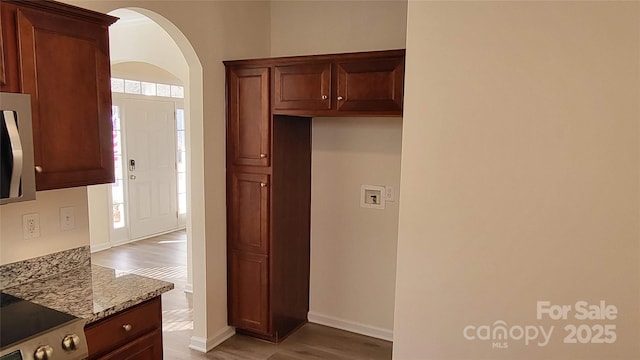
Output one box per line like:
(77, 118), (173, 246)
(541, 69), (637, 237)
(23, 213), (41, 239)
(60, 207), (75, 231)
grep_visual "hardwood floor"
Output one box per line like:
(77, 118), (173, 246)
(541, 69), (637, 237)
(91, 230), (393, 360)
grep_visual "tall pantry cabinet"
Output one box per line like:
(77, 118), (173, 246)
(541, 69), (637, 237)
(225, 64), (311, 341)
(224, 49), (404, 342)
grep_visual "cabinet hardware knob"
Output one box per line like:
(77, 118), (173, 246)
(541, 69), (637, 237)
(337, 96), (344, 101)
(260, 153), (268, 159)
(123, 324), (132, 332)
(260, 182), (267, 188)
(35, 166), (43, 173)
(321, 95), (328, 100)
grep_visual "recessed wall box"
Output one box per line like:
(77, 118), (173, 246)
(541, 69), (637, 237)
(361, 185), (385, 210)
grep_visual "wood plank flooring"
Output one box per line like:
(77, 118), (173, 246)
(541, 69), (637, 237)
(91, 230), (393, 360)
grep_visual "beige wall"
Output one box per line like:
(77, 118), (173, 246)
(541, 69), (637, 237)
(270, 0), (407, 57)
(271, 0), (407, 337)
(310, 118), (402, 338)
(394, 1), (640, 359)
(1, 188), (89, 265)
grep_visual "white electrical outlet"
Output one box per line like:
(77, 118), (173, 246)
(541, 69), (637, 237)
(23, 213), (41, 239)
(60, 207), (75, 231)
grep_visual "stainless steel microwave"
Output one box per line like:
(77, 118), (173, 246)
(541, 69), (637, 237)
(1, 92), (36, 204)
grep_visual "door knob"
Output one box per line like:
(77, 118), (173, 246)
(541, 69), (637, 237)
(129, 175), (136, 180)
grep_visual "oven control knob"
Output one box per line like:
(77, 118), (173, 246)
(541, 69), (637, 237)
(62, 334), (81, 351)
(34, 345), (54, 360)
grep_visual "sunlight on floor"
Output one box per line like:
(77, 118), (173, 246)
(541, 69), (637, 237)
(158, 240), (187, 244)
(163, 308), (193, 332)
(115, 265), (187, 280)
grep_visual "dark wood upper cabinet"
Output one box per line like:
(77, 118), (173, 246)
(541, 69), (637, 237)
(274, 63), (331, 111)
(335, 56), (404, 113)
(269, 49), (405, 116)
(0, 10), (5, 87)
(1, 2), (23, 93)
(227, 66), (270, 167)
(1, 0), (117, 190)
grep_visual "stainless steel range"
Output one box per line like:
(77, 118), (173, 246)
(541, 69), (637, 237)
(0, 292), (87, 360)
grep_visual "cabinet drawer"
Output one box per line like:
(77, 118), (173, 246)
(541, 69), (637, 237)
(94, 328), (163, 360)
(85, 297), (162, 359)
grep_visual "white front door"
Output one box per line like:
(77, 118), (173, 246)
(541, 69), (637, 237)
(124, 98), (178, 240)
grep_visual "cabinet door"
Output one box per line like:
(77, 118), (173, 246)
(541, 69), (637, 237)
(336, 56), (404, 114)
(0, 3), (20, 93)
(229, 251), (269, 334)
(95, 329), (163, 360)
(274, 63), (331, 111)
(230, 172), (269, 254)
(16, 7), (114, 190)
(0, 7), (5, 88)
(228, 67), (270, 167)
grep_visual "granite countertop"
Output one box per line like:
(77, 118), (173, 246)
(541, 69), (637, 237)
(2, 264), (174, 324)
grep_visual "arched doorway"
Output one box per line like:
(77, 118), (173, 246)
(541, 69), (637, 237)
(86, 7), (209, 352)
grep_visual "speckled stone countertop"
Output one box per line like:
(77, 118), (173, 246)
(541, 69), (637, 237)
(2, 264), (174, 324)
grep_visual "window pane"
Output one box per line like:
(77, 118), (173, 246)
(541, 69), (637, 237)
(178, 193), (187, 215)
(114, 155), (123, 180)
(112, 106), (121, 130)
(171, 85), (184, 98)
(141, 82), (157, 96)
(176, 131), (186, 152)
(178, 173), (186, 193)
(176, 109), (185, 130)
(177, 151), (186, 173)
(112, 179), (125, 204)
(113, 203), (125, 229)
(157, 83), (171, 97)
(124, 80), (141, 94)
(111, 78), (124, 93)
(113, 132), (122, 156)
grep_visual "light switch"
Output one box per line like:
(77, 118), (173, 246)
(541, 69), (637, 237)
(60, 207), (75, 231)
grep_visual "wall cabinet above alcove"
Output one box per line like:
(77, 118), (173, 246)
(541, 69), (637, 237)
(225, 49), (405, 118)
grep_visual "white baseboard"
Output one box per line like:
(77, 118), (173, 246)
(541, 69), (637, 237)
(90, 243), (111, 253)
(184, 283), (193, 294)
(307, 311), (393, 342)
(189, 326), (235, 353)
